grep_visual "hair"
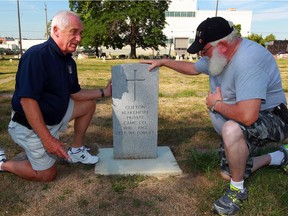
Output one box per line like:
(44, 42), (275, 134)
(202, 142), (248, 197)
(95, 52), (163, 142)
(50, 10), (81, 34)
(210, 20), (239, 47)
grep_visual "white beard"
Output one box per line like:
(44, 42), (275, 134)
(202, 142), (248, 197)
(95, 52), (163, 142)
(208, 48), (228, 76)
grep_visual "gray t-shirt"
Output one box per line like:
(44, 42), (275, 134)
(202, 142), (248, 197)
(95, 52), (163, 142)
(195, 38), (286, 134)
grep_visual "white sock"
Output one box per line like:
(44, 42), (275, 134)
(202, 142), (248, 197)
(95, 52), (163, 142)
(70, 146), (84, 153)
(231, 179), (244, 191)
(269, 151), (284, 166)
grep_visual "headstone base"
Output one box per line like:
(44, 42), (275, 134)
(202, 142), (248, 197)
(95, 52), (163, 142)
(94, 146), (182, 177)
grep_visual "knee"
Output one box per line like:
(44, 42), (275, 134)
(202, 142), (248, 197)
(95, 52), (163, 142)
(35, 166), (58, 182)
(222, 121), (242, 137)
(221, 121), (243, 146)
(72, 100), (96, 120)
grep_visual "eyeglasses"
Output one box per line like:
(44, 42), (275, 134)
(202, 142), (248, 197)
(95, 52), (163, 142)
(200, 44), (213, 55)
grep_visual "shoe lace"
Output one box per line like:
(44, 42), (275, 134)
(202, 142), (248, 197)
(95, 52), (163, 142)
(226, 185), (245, 206)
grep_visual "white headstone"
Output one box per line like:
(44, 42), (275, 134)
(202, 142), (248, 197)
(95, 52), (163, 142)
(95, 63), (182, 177)
(112, 63), (158, 159)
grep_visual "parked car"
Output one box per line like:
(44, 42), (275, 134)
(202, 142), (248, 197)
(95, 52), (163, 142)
(82, 49), (96, 56)
(0, 48), (17, 55)
(0, 48), (6, 55)
(4, 48), (15, 55)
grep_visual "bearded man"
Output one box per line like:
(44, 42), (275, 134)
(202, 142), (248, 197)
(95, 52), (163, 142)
(141, 17), (288, 215)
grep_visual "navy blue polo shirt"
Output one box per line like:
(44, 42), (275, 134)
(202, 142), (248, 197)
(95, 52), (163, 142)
(12, 37), (81, 125)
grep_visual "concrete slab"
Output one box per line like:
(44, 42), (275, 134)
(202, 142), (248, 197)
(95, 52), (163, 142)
(95, 146), (182, 177)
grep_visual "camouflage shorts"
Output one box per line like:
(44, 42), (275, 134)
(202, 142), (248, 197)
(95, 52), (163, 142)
(220, 110), (288, 178)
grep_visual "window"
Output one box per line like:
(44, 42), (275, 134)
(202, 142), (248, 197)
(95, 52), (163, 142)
(175, 12), (180, 17)
(165, 11), (195, 17)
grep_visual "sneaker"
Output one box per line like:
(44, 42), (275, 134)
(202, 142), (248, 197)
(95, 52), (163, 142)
(0, 148), (6, 161)
(212, 184), (248, 215)
(83, 145), (91, 151)
(67, 147), (99, 164)
(280, 144), (288, 173)
(0, 148), (7, 172)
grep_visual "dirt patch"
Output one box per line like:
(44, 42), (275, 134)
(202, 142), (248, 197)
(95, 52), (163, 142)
(0, 77), (14, 85)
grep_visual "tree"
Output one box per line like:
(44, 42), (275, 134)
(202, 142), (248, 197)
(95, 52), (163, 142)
(232, 23), (276, 46)
(69, 1), (103, 56)
(246, 33), (265, 46)
(44, 20), (51, 39)
(234, 24), (241, 37)
(70, 0), (170, 58)
(264, 33), (276, 42)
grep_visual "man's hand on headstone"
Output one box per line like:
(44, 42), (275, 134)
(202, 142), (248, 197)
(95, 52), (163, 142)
(140, 60), (162, 71)
(104, 79), (112, 97)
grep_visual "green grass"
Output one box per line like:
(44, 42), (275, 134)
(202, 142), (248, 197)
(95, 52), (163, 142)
(110, 175), (147, 193)
(0, 58), (288, 216)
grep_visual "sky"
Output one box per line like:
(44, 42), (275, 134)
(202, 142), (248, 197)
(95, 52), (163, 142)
(0, 0), (287, 40)
(197, 0), (288, 40)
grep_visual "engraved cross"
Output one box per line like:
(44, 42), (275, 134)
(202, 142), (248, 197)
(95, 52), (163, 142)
(126, 70), (145, 101)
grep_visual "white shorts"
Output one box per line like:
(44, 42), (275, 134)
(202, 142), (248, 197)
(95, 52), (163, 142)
(8, 99), (74, 171)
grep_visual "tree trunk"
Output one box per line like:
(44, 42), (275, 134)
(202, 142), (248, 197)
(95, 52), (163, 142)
(129, 24), (137, 59)
(130, 45), (137, 59)
(95, 47), (99, 58)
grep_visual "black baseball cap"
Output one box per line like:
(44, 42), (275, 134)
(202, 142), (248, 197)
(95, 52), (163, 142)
(187, 17), (234, 54)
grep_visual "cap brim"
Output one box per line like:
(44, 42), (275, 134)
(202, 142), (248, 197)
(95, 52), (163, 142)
(187, 41), (204, 54)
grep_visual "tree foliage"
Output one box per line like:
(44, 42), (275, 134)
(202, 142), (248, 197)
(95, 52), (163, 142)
(264, 33), (276, 42)
(234, 24), (241, 37)
(69, 0), (170, 58)
(246, 33), (265, 46)
(246, 33), (277, 47)
(69, 1), (102, 56)
(231, 24), (277, 46)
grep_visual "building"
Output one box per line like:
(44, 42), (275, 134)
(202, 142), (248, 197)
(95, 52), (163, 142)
(15, 39), (46, 51)
(0, 37), (45, 54)
(101, 0), (252, 58)
(162, 0), (252, 58)
(0, 37), (19, 51)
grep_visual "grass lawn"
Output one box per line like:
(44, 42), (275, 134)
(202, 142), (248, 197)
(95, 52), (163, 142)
(0, 58), (287, 216)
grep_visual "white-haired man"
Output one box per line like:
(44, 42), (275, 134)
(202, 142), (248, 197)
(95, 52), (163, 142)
(0, 10), (112, 182)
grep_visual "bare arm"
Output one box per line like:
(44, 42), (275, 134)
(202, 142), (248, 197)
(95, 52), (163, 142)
(71, 79), (112, 101)
(206, 87), (261, 126)
(215, 99), (260, 126)
(20, 98), (70, 160)
(141, 59), (200, 76)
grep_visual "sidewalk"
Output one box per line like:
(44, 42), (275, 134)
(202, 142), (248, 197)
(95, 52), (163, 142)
(0, 77), (13, 98)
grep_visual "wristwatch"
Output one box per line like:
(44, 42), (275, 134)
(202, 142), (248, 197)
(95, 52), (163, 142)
(211, 100), (222, 112)
(99, 88), (105, 98)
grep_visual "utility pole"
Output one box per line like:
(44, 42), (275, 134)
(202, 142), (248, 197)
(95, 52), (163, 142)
(45, 3), (48, 39)
(215, 0), (219, 17)
(17, 0), (23, 56)
(168, 31), (173, 58)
